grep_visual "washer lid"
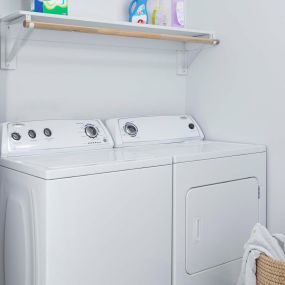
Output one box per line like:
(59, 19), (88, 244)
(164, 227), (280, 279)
(0, 149), (172, 180)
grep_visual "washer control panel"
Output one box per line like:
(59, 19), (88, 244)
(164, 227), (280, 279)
(1, 120), (114, 157)
(106, 115), (205, 147)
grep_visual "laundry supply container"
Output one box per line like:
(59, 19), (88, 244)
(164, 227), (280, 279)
(256, 255), (285, 285)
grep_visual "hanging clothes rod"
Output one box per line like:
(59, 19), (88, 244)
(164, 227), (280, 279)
(23, 20), (220, 46)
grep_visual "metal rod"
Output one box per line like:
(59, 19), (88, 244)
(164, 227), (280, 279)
(23, 20), (220, 46)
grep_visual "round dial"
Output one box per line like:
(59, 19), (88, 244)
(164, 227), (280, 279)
(85, 125), (98, 138)
(28, 130), (37, 139)
(11, 132), (21, 141)
(44, 128), (52, 137)
(124, 123), (138, 137)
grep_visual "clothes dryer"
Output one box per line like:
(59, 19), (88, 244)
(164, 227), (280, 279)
(106, 115), (267, 285)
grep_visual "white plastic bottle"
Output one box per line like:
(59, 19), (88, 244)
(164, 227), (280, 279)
(151, 0), (168, 26)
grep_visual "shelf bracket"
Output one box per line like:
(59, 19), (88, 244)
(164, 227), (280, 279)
(1, 15), (33, 70)
(176, 48), (202, 76)
(176, 37), (217, 76)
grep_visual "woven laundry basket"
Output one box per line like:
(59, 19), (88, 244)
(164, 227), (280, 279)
(256, 255), (285, 285)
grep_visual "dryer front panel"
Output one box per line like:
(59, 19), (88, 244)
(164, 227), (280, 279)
(173, 152), (266, 285)
(186, 178), (259, 274)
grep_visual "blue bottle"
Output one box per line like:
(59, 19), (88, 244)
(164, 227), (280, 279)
(129, 0), (149, 24)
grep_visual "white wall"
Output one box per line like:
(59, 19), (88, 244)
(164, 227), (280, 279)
(0, 0), (186, 122)
(186, 0), (285, 232)
(2, 0), (281, 232)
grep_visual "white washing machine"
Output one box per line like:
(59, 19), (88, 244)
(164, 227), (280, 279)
(106, 115), (267, 285)
(0, 120), (173, 285)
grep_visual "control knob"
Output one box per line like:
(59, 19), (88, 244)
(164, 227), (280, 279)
(44, 128), (52, 137)
(28, 130), (37, 139)
(85, 125), (98, 138)
(11, 132), (21, 141)
(124, 123), (138, 137)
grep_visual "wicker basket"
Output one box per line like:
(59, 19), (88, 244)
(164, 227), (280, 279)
(256, 255), (285, 285)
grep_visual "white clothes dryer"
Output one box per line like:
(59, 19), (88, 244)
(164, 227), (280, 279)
(106, 115), (267, 285)
(0, 120), (173, 285)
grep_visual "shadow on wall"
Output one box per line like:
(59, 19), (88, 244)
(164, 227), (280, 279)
(0, 0), (22, 16)
(0, 71), (7, 122)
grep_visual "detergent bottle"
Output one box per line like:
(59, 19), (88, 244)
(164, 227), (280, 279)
(172, 0), (184, 27)
(129, 0), (149, 24)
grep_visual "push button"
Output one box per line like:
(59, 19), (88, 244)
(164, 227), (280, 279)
(189, 123), (195, 130)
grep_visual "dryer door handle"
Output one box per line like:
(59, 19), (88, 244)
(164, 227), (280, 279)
(193, 218), (201, 243)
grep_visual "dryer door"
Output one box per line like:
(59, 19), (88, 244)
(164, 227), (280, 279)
(186, 178), (259, 275)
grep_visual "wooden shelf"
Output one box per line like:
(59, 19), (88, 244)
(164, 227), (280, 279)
(0, 11), (220, 74)
(1, 11), (220, 45)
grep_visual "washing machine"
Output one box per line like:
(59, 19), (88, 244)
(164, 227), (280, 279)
(106, 115), (267, 285)
(0, 120), (173, 285)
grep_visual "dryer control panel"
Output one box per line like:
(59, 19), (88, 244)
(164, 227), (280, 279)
(106, 115), (204, 147)
(0, 120), (114, 157)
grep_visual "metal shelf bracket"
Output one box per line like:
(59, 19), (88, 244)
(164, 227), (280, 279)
(176, 36), (217, 76)
(176, 47), (202, 76)
(1, 15), (33, 70)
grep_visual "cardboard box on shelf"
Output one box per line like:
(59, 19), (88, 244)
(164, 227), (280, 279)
(30, 0), (68, 15)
